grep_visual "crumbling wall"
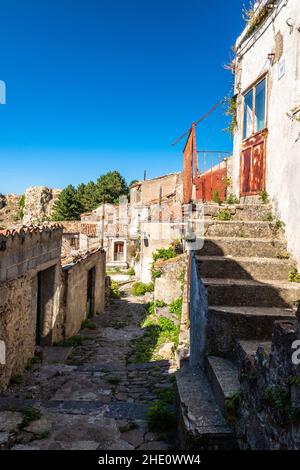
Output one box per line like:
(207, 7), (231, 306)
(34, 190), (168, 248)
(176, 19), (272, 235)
(22, 186), (61, 225)
(61, 249), (106, 339)
(236, 312), (300, 450)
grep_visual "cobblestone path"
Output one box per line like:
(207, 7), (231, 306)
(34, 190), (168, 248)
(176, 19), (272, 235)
(0, 286), (178, 450)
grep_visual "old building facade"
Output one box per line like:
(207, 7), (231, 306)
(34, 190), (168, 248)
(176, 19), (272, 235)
(231, 0), (300, 265)
(0, 225), (106, 389)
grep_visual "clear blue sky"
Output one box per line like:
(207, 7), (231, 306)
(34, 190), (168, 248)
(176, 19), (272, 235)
(0, 0), (245, 194)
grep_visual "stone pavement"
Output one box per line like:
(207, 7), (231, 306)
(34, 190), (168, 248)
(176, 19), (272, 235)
(0, 286), (178, 450)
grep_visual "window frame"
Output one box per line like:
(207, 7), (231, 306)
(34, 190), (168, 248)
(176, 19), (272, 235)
(242, 75), (268, 141)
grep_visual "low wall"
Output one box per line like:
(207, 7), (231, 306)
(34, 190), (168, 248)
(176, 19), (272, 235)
(61, 249), (106, 339)
(236, 311), (300, 450)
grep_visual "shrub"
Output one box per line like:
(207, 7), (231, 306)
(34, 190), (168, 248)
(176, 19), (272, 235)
(212, 189), (222, 205)
(216, 208), (231, 221)
(263, 212), (273, 221)
(146, 300), (166, 315)
(259, 190), (269, 204)
(110, 280), (121, 298)
(289, 268), (300, 283)
(276, 250), (290, 260)
(151, 268), (162, 281)
(18, 194), (26, 220)
(147, 401), (176, 432)
(152, 247), (176, 263)
(126, 267), (135, 276)
(10, 374), (23, 385)
(20, 406), (41, 429)
(225, 193), (239, 205)
(224, 391), (241, 423)
(132, 282), (154, 296)
(169, 298), (183, 319)
(81, 319), (97, 330)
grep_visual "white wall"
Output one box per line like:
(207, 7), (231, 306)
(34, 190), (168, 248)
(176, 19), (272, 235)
(232, 0), (300, 265)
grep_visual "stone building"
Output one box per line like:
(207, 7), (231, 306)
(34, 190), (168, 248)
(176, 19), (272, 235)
(230, 0), (300, 266)
(129, 172), (184, 282)
(0, 225), (106, 389)
(66, 172), (184, 280)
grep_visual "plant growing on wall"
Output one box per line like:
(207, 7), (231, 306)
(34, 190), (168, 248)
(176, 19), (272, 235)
(18, 194), (25, 220)
(242, 1), (270, 39)
(225, 95), (238, 135)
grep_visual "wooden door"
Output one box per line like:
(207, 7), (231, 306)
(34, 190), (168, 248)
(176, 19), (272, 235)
(240, 130), (267, 196)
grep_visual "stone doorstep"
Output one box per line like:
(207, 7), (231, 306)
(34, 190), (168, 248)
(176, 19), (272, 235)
(0, 399), (150, 421)
(205, 356), (239, 416)
(197, 255), (293, 281)
(203, 278), (300, 309)
(176, 365), (237, 450)
(198, 237), (287, 259)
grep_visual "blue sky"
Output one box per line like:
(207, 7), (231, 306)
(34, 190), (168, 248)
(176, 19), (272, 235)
(0, 0), (245, 194)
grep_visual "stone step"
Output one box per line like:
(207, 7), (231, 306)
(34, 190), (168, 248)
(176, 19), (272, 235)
(197, 255), (293, 281)
(176, 365), (237, 450)
(205, 356), (240, 417)
(203, 204), (273, 221)
(203, 278), (300, 309)
(204, 220), (283, 239)
(206, 306), (294, 357)
(235, 339), (272, 368)
(197, 237), (288, 259)
(0, 398), (150, 420)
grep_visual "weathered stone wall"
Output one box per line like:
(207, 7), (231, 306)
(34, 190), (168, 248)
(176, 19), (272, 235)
(0, 273), (37, 389)
(60, 249), (106, 339)
(130, 173), (182, 205)
(0, 226), (63, 390)
(235, 312), (300, 450)
(0, 226), (63, 282)
(154, 254), (185, 304)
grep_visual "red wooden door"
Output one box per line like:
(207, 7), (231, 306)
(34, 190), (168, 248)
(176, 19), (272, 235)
(240, 130), (267, 196)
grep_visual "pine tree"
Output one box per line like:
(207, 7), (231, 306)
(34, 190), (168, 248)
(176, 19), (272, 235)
(79, 181), (98, 212)
(52, 185), (84, 221)
(96, 171), (129, 204)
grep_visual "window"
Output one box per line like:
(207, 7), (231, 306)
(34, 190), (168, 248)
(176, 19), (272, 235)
(243, 78), (266, 139)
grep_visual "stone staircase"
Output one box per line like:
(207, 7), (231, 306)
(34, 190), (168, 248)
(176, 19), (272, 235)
(176, 202), (300, 450)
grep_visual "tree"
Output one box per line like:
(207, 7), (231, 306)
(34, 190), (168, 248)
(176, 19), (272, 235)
(78, 181), (98, 212)
(96, 171), (128, 204)
(129, 179), (139, 187)
(52, 185), (84, 221)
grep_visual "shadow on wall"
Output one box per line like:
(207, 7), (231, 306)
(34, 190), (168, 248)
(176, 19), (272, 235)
(195, 240), (298, 359)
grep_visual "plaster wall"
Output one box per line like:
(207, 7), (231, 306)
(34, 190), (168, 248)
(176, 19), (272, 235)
(232, 0), (300, 265)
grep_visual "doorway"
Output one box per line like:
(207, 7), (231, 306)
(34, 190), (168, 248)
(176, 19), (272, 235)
(114, 241), (124, 262)
(240, 77), (267, 196)
(36, 265), (56, 346)
(87, 267), (96, 318)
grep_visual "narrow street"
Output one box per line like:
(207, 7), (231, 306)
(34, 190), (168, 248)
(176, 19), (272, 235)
(0, 285), (178, 450)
